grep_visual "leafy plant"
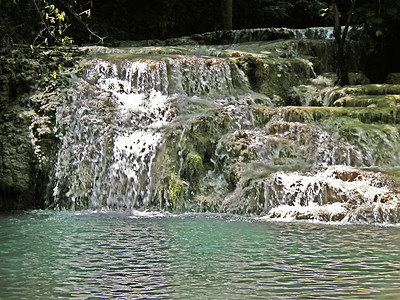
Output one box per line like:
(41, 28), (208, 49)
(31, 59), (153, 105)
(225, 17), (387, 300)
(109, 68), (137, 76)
(32, 0), (71, 47)
(31, 0), (98, 48)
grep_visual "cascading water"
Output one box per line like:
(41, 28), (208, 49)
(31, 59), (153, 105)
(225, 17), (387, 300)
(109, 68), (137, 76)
(51, 32), (400, 224)
(53, 53), (251, 210)
(263, 166), (400, 223)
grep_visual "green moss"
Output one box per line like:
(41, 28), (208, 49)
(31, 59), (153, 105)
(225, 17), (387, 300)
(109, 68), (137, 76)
(197, 195), (219, 212)
(320, 117), (400, 166)
(168, 173), (184, 209)
(186, 153), (204, 180)
(236, 53), (314, 101)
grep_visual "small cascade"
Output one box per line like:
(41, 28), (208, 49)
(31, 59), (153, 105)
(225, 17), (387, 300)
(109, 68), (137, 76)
(85, 57), (249, 97)
(218, 101), (400, 222)
(54, 80), (173, 209)
(263, 166), (400, 223)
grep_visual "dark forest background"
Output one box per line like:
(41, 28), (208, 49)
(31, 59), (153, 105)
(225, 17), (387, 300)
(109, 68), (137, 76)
(1, 0), (332, 43)
(1, 0), (400, 78)
(88, 0), (331, 40)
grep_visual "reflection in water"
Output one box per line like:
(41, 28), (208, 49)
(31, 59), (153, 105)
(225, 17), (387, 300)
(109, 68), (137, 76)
(0, 211), (400, 299)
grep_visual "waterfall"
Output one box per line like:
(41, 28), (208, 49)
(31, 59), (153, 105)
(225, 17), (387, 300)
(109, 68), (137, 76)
(53, 55), (250, 209)
(50, 34), (400, 223)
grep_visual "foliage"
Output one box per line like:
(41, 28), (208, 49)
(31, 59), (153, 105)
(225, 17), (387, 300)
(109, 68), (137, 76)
(32, 0), (75, 47)
(262, 1), (295, 21)
(0, 0), (100, 47)
(323, 0), (400, 83)
(352, 0), (400, 37)
(357, 0), (400, 80)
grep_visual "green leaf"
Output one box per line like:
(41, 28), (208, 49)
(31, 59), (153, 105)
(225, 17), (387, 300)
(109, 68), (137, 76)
(319, 7), (328, 17)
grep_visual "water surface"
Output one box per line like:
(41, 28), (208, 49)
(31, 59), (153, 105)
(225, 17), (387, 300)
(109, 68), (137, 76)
(1, 211), (399, 299)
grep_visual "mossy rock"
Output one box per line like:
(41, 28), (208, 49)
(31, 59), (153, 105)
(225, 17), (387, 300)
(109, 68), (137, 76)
(320, 117), (400, 167)
(288, 73), (370, 107)
(236, 53), (315, 101)
(250, 105), (400, 167)
(168, 173), (184, 210)
(251, 105), (279, 126)
(323, 84), (400, 105)
(334, 94), (400, 108)
(273, 106), (400, 125)
(196, 195), (220, 212)
(184, 153), (204, 182)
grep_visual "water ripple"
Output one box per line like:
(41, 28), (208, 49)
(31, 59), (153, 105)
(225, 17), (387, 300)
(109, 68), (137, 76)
(0, 211), (399, 299)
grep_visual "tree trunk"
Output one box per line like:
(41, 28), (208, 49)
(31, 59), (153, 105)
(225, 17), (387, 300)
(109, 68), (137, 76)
(221, 0), (232, 30)
(332, 0), (356, 86)
(336, 45), (350, 86)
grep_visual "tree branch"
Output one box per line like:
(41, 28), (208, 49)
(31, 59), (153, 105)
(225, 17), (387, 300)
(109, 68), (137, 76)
(56, 0), (105, 44)
(31, 0), (63, 46)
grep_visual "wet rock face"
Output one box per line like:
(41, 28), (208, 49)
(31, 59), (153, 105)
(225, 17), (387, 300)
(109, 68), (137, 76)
(265, 167), (400, 224)
(0, 108), (34, 210)
(0, 48), (83, 210)
(0, 50), (38, 210)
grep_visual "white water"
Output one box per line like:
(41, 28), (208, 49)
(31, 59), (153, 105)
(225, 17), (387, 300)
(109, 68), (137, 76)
(264, 166), (400, 223)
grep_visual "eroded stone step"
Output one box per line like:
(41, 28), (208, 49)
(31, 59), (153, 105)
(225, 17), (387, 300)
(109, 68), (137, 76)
(323, 84), (400, 106)
(253, 105), (400, 125)
(334, 94), (400, 107)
